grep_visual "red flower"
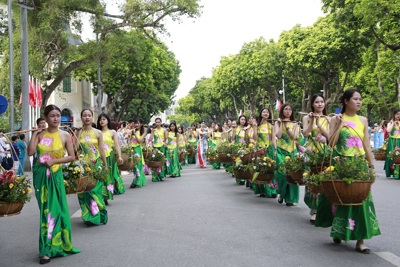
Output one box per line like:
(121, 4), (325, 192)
(0, 170), (16, 184)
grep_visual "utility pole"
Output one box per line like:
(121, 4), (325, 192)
(8, 0), (14, 132)
(96, 29), (102, 115)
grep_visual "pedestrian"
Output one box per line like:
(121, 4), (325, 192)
(302, 94), (330, 223)
(10, 135), (20, 172)
(129, 118), (147, 187)
(75, 109), (108, 226)
(17, 133), (27, 176)
(0, 131), (9, 163)
(166, 121), (181, 177)
(384, 109), (400, 179)
(27, 104), (80, 264)
(196, 121), (208, 169)
(315, 88), (380, 254)
(274, 103), (300, 206)
(149, 117), (167, 182)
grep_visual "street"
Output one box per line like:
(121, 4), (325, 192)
(0, 159), (399, 267)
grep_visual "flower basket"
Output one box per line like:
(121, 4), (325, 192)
(145, 160), (164, 168)
(207, 156), (218, 162)
(218, 153), (234, 163)
(287, 170), (305, 185)
(321, 180), (372, 206)
(307, 184), (322, 195)
(393, 158), (400, 164)
(118, 152), (136, 171)
(241, 152), (254, 164)
(233, 169), (253, 180)
(373, 153), (386, 161)
(253, 172), (274, 184)
(187, 147), (194, 154)
(309, 164), (328, 174)
(255, 150), (265, 157)
(0, 201), (24, 217)
(66, 176), (92, 194)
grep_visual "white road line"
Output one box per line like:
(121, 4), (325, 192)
(71, 209), (82, 218)
(375, 252), (400, 267)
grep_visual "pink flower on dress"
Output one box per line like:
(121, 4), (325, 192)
(103, 144), (110, 151)
(239, 138), (245, 143)
(348, 218), (356, 230)
(39, 154), (53, 164)
(395, 130), (400, 135)
(346, 136), (363, 148)
(156, 167), (162, 174)
(39, 136), (53, 147)
(170, 140), (177, 146)
(315, 134), (327, 143)
(157, 138), (163, 143)
(47, 213), (55, 239)
(331, 204), (337, 216)
(107, 184), (114, 192)
(343, 120), (356, 129)
(166, 160), (170, 167)
(46, 168), (51, 178)
(131, 138), (138, 144)
(269, 183), (275, 189)
(273, 181), (279, 190)
(90, 145), (98, 154)
(90, 199), (99, 215)
(84, 136), (91, 142)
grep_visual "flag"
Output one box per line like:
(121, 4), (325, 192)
(29, 77), (36, 107)
(275, 99), (282, 111)
(36, 80), (43, 107)
(238, 109), (243, 117)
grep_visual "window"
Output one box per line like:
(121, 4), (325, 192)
(63, 76), (71, 92)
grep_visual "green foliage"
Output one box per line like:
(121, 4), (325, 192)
(279, 154), (306, 174)
(0, 170), (31, 204)
(249, 156), (276, 174)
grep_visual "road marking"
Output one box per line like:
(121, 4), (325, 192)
(71, 209), (82, 218)
(375, 252), (400, 267)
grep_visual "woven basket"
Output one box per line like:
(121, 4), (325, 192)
(118, 153), (136, 171)
(233, 170), (253, 180)
(218, 153), (234, 163)
(66, 176), (92, 194)
(145, 160), (164, 168)
(393, 157), (400, 164)
(0, 201), (24, 217)
(253, 172), (273, 184)
(309, 164), (328, 174)
(373, 153), (386, 161)
(287, 170), (305, 185)
(307, 184), (322, 195)
(255, 150), (265, 157)
(241, 152), (254, 164)
(321, 180), (372, 206)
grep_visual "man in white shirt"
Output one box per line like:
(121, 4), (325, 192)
(0, 131), (9, 162)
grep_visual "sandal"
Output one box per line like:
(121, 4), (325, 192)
(356, 244), (371, 254)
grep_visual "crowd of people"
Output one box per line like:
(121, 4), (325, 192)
(4, 87), (400, 264)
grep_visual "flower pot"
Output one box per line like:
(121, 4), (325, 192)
(241, 152), (254, 164)
(118, 153), (136, 171)
(321, 180), (372, 206)
(145, 161), (164, 168)
(66, 176), (93, 194)
(393, 157), (400, 164)
(373, 153), (386, 161)
(253, 172), (274, 184)
(233, 170), (253, 180)
(218, 153), (234, 163)
(287, 170), (305, 185)
(0, 201), (24, 217)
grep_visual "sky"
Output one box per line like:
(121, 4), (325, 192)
(83, 0), (325, 101)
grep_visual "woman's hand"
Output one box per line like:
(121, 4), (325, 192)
(117, 157), (124, 165)
(42, 159), (55, 168)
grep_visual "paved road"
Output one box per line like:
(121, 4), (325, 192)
(0, 160), (399, 267)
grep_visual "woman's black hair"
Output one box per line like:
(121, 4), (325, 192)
(134, 118), (145, 135)
(80, 109), (93, 118)
(97, 113), (111, 130)
(279, 103), (295, 121)
(257, 108), (271, 126)
(392, 109), (400, 121)
(339, 88), (361, 114)
(215, 123), (223, 132)
(169, 121), (178, 136)
(237, 115), (248, 127)
(44, 104), (61, 117)
(191, 123), (197, 128)
(310, 93), (327, 115)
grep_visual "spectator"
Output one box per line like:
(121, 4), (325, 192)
(0, 131), (9, 162)
(11, 135), (20, 171)
(17, 133), (27, 176)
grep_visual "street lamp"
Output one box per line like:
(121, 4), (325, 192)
(279, 72), (286, 104)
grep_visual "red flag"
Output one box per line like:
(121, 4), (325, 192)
(36, 81), (43, 107)
(29, 78), (36, 107)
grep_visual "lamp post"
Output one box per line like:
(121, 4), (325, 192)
(8, 0), (14, 132)
(279, 72), (286, 104)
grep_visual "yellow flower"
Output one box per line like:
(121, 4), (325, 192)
(64, 180), (68, 185)
(9, 183), (14, 189)
(263, 157), (267, 161)
(249, 143), (254, 148)
(22, 190), (25, 194)
(28, 188), (32, 194)
(325, 166), (335, 172)
(303, 172), (309, 177)
(235, 157), (241, 163)
(285, 156), (291, 161)
(268, 163), (271, 167)
(85, 167), (91, 172)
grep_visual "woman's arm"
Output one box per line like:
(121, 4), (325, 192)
(302, 115), (313, 137)
(27, 128), (45, 156)
(95, 129), (108, 169)
(361, 116), (374, 167)
(328, 116), (342, 148)
(387, 120), (394, 133)
(112, 130), (123, 164)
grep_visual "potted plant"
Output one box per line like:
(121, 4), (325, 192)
(205, 147), (218, 162)
(237, 143), (257, 164)
(145, 148), (167, 168)
(320, 155), (375, 205)
(299, 139), (331, 174)
(119, 146), (140, 171)
(388, 146), (400, 164)
(216, 142), (242, 163)
(0, 169), (31, 216)
(250, 156), (276, 184)
(280, 154), (306, 185)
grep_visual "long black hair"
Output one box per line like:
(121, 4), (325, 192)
(169, 121), (178, 136)
(310, 93), (327, 115)
(97, 113), (111, 130)
(44, 104), (61, 116)
(279, 103), (295, 121)
(257, 108), (271, 126)
(339, 88), (361, 114)
(237, 115), (248, 127)
(134, 118), (145, 136)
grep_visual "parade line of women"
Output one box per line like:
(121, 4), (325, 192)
(26, 87), (382, 264)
